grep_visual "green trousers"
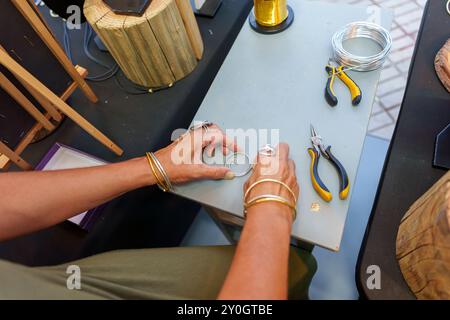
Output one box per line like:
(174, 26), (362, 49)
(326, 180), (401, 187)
(0, 246), (316, 300)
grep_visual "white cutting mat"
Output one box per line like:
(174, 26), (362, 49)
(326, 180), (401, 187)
(174, 0), (393, 251)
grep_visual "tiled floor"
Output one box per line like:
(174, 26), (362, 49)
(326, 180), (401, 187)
(318, 0), (426, 140)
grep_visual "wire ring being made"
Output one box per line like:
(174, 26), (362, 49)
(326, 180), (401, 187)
(259, 144), (276, 156)
(332, 21), (392, 72)
(447, 0), (450, 16)
(225, 152), (253, 177)
(201, 143), (253, 177)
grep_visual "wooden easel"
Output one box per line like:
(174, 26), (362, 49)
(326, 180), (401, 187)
(0, 0), (123, 170)
(0, 47), (123, 170)
(13, 0), (98, 103)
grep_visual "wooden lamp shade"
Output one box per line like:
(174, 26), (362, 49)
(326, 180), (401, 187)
(396, 171), (450, 299)
(435, 39), (450, 93)
(84, 0), (204, 88)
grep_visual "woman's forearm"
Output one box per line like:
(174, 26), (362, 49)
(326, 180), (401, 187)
(0, 124), (235, 242)
(218, 203), (293, 300)
(0, 157), (154, 241)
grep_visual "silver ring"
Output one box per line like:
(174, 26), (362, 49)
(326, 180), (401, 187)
(259, 144), (276, 156)
(189, 121), (213, 133)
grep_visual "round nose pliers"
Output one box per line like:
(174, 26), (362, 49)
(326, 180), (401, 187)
(325, 60), (362, 107)
(308, 125), (350, 202)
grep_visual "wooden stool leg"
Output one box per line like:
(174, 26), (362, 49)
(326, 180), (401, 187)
(0, 72), (55, 131)
(0, 141), (32, 170)
(0, 49), (123, 156)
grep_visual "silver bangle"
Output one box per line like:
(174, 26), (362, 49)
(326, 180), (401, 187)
(332, 21), (392, 72)
(149, 152), (174, 191)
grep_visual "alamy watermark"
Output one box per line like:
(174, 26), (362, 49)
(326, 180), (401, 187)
(66, 265), (81, 290)
(170, 125), (282, 176)
(366, 265), (381, 290)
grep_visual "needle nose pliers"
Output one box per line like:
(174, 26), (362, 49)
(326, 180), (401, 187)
(325, 60), (362, 107)
(307, 125), (350, 202)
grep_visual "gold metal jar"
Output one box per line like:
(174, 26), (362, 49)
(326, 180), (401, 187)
(253, 0), (289, 27)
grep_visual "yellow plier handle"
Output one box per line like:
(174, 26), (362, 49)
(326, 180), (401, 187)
(324, 145), (350, 200)
(308, 146), (350, 202)
(325, 66), (338, 107)
(308, 148), (333, 202)
(335, 66), (362, 106)
(325, 65), (362, 107)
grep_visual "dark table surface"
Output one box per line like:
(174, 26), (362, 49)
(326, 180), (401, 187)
(357, 0), (450, 300)
(0, 0), (252, 266)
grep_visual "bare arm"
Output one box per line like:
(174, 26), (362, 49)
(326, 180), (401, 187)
(0, 125), (235, 242)
(218, 143), (298, 300)
(218, 203), (292, 299)
(0, 157), (154, 241)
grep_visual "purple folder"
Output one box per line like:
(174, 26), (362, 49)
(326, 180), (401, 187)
(35, 143), (108, 231)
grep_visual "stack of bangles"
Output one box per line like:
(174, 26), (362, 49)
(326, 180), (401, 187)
(146, 152), (173, 192)
(243, 179), (297, 221)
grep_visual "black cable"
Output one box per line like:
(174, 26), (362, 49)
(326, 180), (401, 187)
(63, 21), (118, 81)
(62, 21), (73, 62)
(82, 24), (119, 81)
(114, 71), (174, 95)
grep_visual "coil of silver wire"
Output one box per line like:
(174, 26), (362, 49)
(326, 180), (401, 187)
(331, 21), (392, 72)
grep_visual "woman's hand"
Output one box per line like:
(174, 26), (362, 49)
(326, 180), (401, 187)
(153, 124), (238, 184)
(243, 143), (299, 223)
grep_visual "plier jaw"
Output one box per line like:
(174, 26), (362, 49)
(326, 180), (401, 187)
(310, 125), (329, 159)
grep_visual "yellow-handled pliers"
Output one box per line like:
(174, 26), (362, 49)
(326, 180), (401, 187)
(325, 60), (362, 107)
(308, 125), (350, 202)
